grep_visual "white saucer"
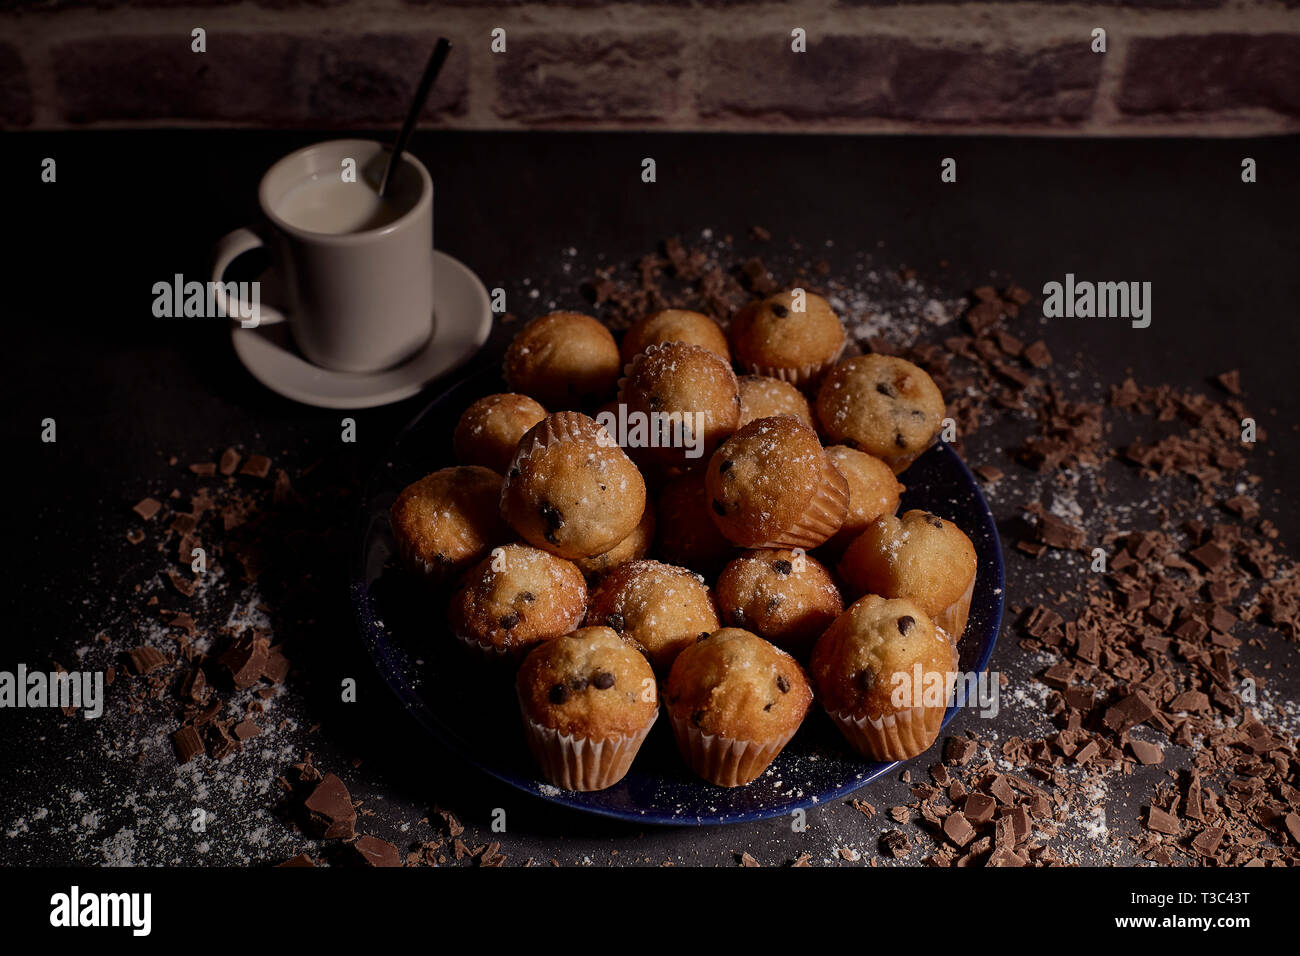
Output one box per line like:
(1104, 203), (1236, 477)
(231, 250), (492, 409)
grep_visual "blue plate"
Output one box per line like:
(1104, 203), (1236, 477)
(352, 368), (1004, 825)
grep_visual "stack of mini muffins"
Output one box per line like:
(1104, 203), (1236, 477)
(389, 296), (979, 791)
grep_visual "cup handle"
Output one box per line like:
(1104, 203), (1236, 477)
(211, 227), (281, 328)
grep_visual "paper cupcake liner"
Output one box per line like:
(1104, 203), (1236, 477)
(827, 702), (946, 762)
(742, 339), (846, 391)
(520, 709), (658, 792)
(756, 451), (850, 550)
(452, 626), (521, 663)
(932, 575), (975, 643)
(667, 710), (796, 787)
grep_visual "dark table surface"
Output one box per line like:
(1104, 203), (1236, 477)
(2, 131), (1298, 866)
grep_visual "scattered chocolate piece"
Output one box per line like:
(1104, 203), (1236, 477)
(171, 725), (204, 763)
(239, 454), (272, 478)
(277, 853), (315, 867)
(352, 835), (401, 867)
(220, 633), (270, 689)
(1128, 740), (1164, 766)
(1147, 806), (1180, 835)
(879, 829), (910, 859)
(303, 773), (356, 839)
(132, 497), (161, 520)
(128, 646), (167, 675)
(219, 447), (242, 476)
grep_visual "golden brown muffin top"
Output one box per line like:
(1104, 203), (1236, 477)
(815, 355), (945, 462)
(448, 543), (587, 652)
(389, 466), (507, 575)
(838, 509), (977, 616)
(453, 393), (547, 475)
(587, 559), (719, 671)
(503, 312), (621, 409)
(737, 375), (815, 430)
(516, 626), (659, 738)
(501, 412), (647, 560)
(705, 415), (846, 548)
(573, 504), (656, 579)
(824, 446), (904, 550)
(664, 628), (812, 740)
(620, 309), (730, 366)
(730, 290), (845, 371)
(616, 342), (740, 463)
(810, 595), (957, 719)
(715, 549), (843, 656)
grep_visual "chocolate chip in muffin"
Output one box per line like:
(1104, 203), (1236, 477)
(549, 683), (571, 705)
(925, 514), (944, 529)
(606, 612), (625, 633)
(568, 675), (588, 692)
(691, 709), (707, 726)
(857, 670), (875, 692)
(591, 670), (615, 690)
(764, 701), (774, 712)
(698, 631), (711, 642)
(771, 304), (789, 318)
(518, 591), (536, 603)
(771, 559), (793, 575)
(499, 612), (520, 630)
(712, 498), (727, 516)
(539, 501), (565, 543)
(719, 459), (734, 474)
(894, 433), (907, 448)
(777, 675), (790, 693)
(508, 467), (520, 479)
(897, 615), (915, 635)
(876, 382), (897, 397)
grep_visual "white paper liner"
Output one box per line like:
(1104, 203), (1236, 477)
(521, 708), (658, 791)
(453, 627), (519, 662)
(667, 710), (796, 787)
(742, 337), (845, 391)
(933, 574), (976, 644)
(754, 452), (850, 549)
(827, 702), (945, 762)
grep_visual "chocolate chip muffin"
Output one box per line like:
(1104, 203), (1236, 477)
(838, 509), (978, 641)
(616, 342), (740, 468)
(620, 309), (730, 366)
(501, 411), (647, 560)
(810, 595), (957, 761)
(586, 559), (720, 672)
(448, 543), (587, 659)
(729, 290), (846, 388)
(654, 472), (738, 577)
(736, 374), (816, 430)
(453, 392), (547, 475)
(663, 628), (812, 786)
(573, 503), (655, 579)
(815, 355), (945, 474)
(715, 549), (843, 658)
(705, 415), (849, 549)
(389, 465), (509, 582)
(504, 312), (621, 409)
(516, 626), (659, 790)
(822, 445), (905, 556)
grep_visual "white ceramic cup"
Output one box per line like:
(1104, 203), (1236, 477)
(211, 139), (434, 373)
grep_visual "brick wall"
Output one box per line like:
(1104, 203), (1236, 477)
(3, 0), (1298, 134)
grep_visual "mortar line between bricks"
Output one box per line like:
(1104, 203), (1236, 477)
(8, 3), (1300, 46)
(1086, 27), (1130, 130)
(44, 111), (1297, 137)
